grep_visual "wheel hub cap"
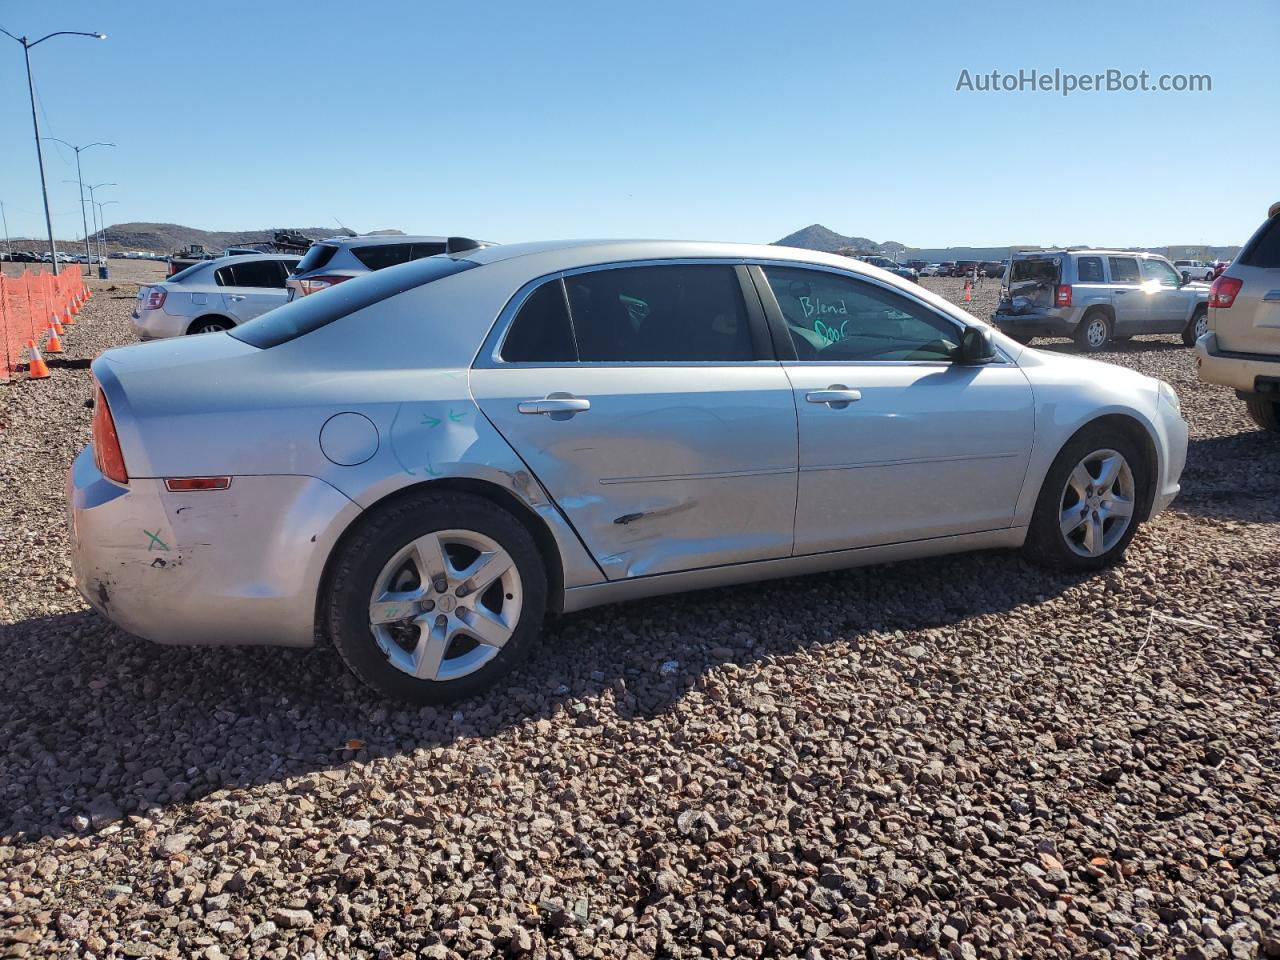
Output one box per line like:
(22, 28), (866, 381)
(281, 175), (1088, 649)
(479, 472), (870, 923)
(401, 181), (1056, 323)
(1058, 449), (1136, 558)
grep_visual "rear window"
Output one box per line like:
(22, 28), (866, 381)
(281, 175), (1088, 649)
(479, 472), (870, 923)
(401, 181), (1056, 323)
(352, 242), (446, 271)
(229, 256), (478, 349)
(294, 243), (338, 274)
(1108, 257), (1140, 282)
(166, 262), (206, 284)
(1009, 259), (1059, 284)
(1239, 215), (1280, 269)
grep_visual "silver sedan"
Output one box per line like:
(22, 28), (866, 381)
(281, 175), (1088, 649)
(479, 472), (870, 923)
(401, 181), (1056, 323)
(69, 240), (1188, 702)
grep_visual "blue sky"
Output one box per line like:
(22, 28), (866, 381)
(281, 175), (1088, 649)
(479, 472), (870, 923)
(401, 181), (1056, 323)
(1, 0), (1276, 249)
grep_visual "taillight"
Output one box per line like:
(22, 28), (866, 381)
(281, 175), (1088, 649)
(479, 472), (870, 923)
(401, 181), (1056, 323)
(1209, 275), (1242, 309)
(145, 288), (167, 311)
(92, 386), (128, 485)
(297, 275), (351, 296)
(1055, 284), (1073, 307)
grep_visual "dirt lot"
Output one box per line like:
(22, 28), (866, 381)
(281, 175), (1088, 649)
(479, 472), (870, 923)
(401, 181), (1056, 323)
(0, 276), (1277, 959)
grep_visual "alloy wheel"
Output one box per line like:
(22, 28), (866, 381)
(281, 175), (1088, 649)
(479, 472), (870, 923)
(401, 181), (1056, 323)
(1194, 312), (1209, 340)
(368, 529), (522, 682)
(1058, 449), (1136, 558)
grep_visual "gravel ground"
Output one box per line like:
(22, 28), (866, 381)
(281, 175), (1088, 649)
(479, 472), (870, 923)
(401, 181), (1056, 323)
(1, 275), (1277, 960)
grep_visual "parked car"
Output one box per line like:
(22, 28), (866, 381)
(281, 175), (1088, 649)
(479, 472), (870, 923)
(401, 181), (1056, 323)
(130, 254), (300, 339)
(992, 249), (1209, 350)
(920, 263), (944, 277)
(1212, 260), (1231, 279)
(854, 254), (917, 283)
(223, 246), (263, 258)
(903, 259), (928, 273)
(286, 235), (486, 301)
(1196, 202), (1280, 433)
(70, 239), (1188, 702)
(1173, 259), (1216, 282)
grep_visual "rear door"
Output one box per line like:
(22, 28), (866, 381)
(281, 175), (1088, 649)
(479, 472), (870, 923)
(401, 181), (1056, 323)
(471, 262), (799, 581)
(1106, 256), (1146, 333)
(215, 260), (291, 325)
(1216, 213), (1280, 355)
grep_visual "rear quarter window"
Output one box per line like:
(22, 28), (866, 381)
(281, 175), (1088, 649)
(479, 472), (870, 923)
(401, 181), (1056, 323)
(294, 243), (338, 274)
(1240, 216), (1280, 269)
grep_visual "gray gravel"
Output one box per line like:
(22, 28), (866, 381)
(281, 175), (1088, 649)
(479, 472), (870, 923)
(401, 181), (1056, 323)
(1, 274), (1277, 959)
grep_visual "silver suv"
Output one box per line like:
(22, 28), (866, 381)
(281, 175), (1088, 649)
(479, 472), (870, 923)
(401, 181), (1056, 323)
(1195, 202), (1280, 433)
(993, 249), (1209, 351)
(286, 235), (486, 301)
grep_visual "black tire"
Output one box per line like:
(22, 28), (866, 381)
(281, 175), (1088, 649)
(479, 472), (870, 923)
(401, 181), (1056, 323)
(188, 316), (231, 335)
(1182, 306), (1208, 347)
(323, 491), (547, 703)
(1245, 396), (1280, 434)
(1024, 427), (1145, 572)
(1073, 310), (1112, 352)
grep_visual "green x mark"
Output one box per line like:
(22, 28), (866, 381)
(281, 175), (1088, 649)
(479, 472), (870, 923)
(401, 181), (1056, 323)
(144, 529), (170, 552)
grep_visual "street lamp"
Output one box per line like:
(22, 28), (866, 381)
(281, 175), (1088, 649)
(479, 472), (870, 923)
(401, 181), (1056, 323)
(0, 25), (107, 276)
(83, 182), (116, 266)
(95, 200), (118, 266)
(47, 139), (113, 275)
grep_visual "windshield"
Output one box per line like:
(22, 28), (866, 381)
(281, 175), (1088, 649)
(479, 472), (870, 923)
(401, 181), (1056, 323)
(230, 256), (479, 348)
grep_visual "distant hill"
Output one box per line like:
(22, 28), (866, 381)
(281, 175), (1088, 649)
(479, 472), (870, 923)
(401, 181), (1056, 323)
(774, 224), (1239, 263)
(87, 223), (404, 254)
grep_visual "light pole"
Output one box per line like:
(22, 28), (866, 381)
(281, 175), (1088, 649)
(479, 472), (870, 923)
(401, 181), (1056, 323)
(0, 201), (10, 260)
(0, 26), (107, 275)
(83, 182), (116, 266)
(47, 139), (113, 275)
(94, 200), (118, 266)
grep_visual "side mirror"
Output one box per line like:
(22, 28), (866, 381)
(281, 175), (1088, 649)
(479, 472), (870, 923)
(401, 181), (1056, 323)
(955, 327), (998, 365)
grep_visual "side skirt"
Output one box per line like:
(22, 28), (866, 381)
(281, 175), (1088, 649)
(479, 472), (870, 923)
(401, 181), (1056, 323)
(560, 527), (1028, 613)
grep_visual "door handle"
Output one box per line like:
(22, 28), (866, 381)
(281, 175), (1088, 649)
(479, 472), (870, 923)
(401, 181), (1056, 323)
(805, 387), (862, 409)
(517, 395), (591, 418)
(1113, 290), (1128, 295)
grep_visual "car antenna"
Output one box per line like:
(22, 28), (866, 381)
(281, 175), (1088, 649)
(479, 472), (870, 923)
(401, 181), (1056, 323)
(333, 216), (355, 237)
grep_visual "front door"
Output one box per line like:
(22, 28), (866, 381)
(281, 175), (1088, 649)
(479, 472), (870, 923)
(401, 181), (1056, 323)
(472, 262), (799, 580)
(753, 264), (1034, 553)
(1106, 256), (1146, 334)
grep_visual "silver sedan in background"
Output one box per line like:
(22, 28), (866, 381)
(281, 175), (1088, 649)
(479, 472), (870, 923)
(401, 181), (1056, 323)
(131, 254), (300, 339)
(71, 240), (1188, 702)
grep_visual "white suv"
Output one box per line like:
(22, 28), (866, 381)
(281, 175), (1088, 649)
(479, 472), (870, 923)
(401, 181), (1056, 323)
(1196, 202), (1280, 433)
(131, 254), (300, 339)
(285, 235), (486, 301)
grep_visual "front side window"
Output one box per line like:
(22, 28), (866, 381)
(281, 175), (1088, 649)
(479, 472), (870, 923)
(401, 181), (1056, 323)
(1140, 258), (1180, 285)
(1108, 257), (1140, 283)
(563, 265), (755, 362)
(763, 266), (959, 362)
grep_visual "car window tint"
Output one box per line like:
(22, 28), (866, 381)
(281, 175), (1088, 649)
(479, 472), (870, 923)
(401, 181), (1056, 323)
(1077, 257), (1104, 282)
(1240, 215), (1280, 268)
(352, 244), (416, 271)
(563, 265), (755, 362)
(215, 260), (287, 288)
(1108, 257), (1140, 282)
(502, 279), (576, 363)
(410, 242), (447, 260)
(763, 266), (959, 362)
(294, 243), (337, 273)
(1140, 258), (1179, 284)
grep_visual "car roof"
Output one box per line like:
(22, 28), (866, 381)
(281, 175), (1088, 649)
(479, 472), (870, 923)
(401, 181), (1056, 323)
(457, 239), (887, 274)
(1014, 248), (1165, 258)
(315, 234), (449, 248)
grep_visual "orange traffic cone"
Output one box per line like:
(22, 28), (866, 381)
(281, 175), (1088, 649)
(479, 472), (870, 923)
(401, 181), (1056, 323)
(69, 294), (80, 315)
(27, 340), (49, 379)
(45, 325), (64, 354)
(51, 314), (65, 336)
(62, 306), (74, 327)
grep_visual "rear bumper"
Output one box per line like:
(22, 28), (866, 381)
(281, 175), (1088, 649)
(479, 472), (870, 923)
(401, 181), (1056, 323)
(991, 308), (1078, 337)
(130, 307), (188, 341)
(1195, 333), (1280, 394)
(67, 446), (362, 647)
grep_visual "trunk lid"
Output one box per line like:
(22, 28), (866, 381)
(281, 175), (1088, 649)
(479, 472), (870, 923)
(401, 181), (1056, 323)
(999, 255), (1061, 313)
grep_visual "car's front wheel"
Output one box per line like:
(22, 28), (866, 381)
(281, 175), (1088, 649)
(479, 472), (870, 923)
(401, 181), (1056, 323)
(1025, 428), (1145, 571)
(1074, 310), (1112, 352)
(324, 491), (547, 703)
(1245, 396), (1280, 434)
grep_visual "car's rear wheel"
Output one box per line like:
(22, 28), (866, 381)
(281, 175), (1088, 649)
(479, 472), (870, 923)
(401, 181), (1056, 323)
(1245, 396), (1280, 434)
(1182, 306), (1209, 346)
(1025, 428), (1144, 571)
(188, 317), (230, 335)
(1074, 310), (1111, 352)
(324, 491), (547, 703)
